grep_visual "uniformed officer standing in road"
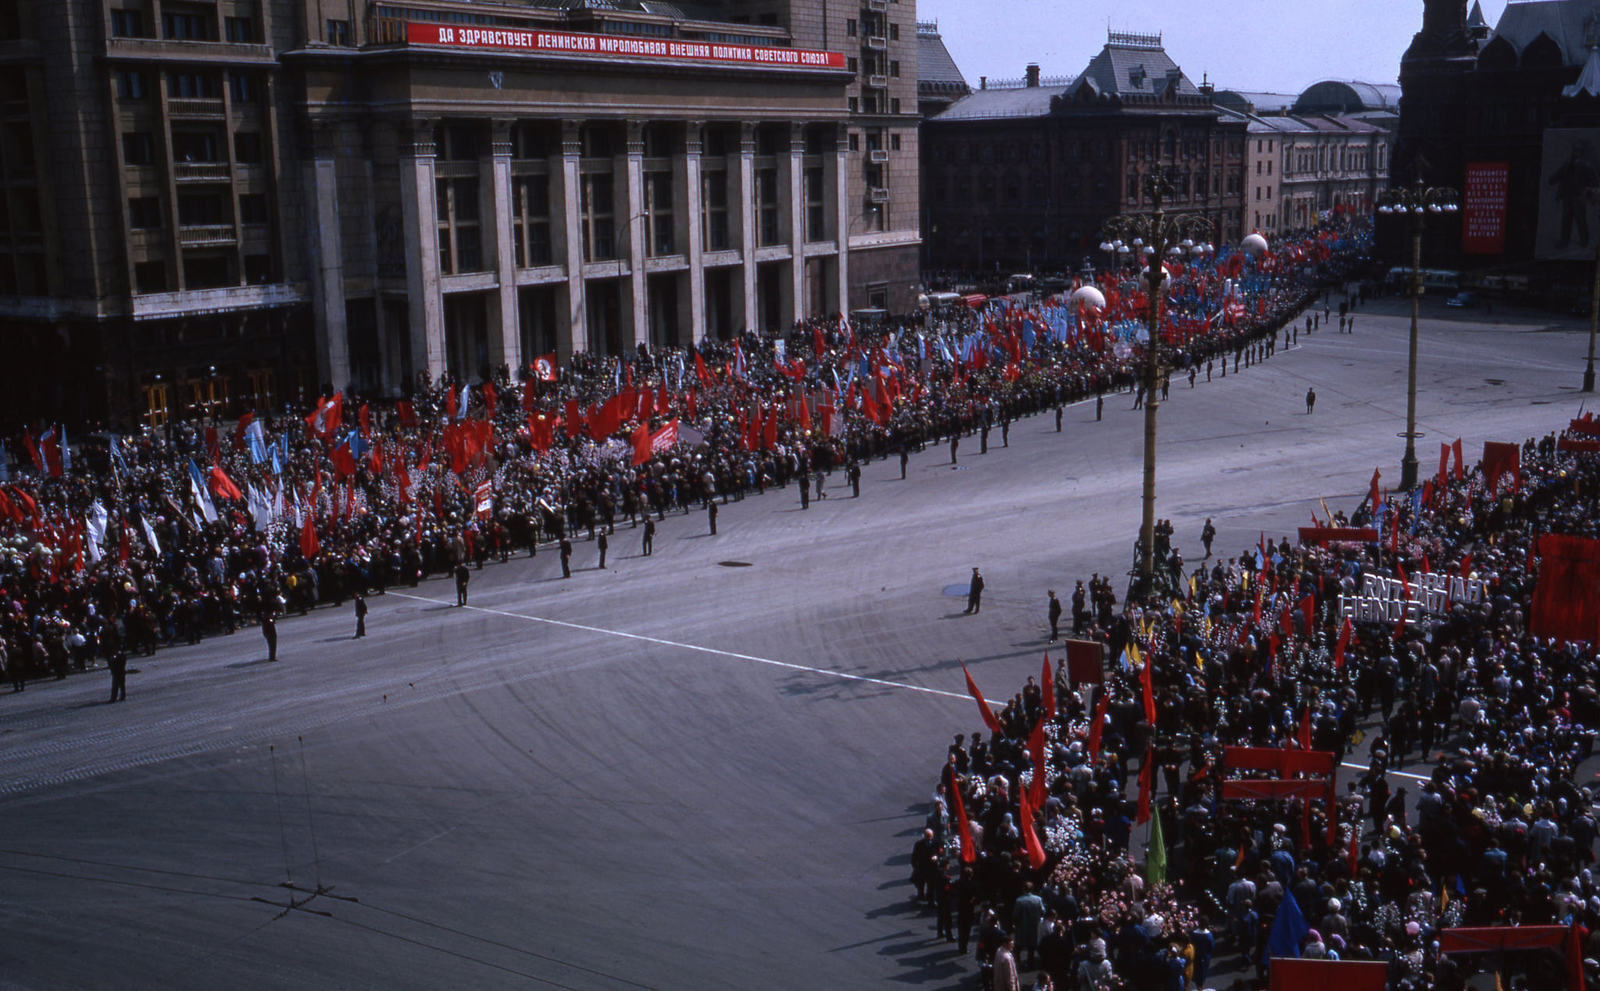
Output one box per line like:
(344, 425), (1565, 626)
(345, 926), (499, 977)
(642, 518), (656, 555)
(965, 568), (985, 614)
(454, 562), (470, 605)
(559, 537), (573, 578)
(1048, 590), (1062, 643)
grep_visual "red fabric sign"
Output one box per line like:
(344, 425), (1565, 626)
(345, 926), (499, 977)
(1065, 640), (1104, 684)
(1269, 958), (1389, 991)
(1223, 747), (1337, 775)
(1462, 162), (1510, 255)
(405, 22), (846, 70)
(1481, 441), (1521, 492)
(1531, 535), (1600, 643)
(1298, 526), (1379, 546)
(1438, 925), (1568, 954)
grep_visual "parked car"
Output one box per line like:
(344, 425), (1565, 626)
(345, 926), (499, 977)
(1446, 292), (1477, 308)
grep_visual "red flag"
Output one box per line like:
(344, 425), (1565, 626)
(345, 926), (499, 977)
(1027, 718), (1048, 808)
(947, 766), (977, 865)
(532, 354), (558, 382)
(694, 350), (713, 387)
(1298, 706), (1313, 749)
(1040, 654), (1055, 716)
(521, 378), (536, 413)
(299, 513), (318, 559)
(204, 426), (219, 463)
(1439, 442), (1450, 488)
(1459, 554), (1474, 577)
(1280, 604), (1296, 640)
(1334, 616), (1353, 670)
(445, 387), (458, 419)
(1018, 778), (1048, 869)
(1299, 595), (1315, 635)
(1136, 748), (1154, 825)
(396, 400), (417, 429)
(331, 442), (357, 479)
(209, 464), (242, 501)
(1569, 922), (1586, 991)
(962, 665), (1004, 736)
(1138, 653), (1157, 726)
(631, 422), (652, 467)
(358, 403), (371, 439)
(1347, 825), (1360, 877)
(1369, 468), (1382, 516)
(20, 427), (40, 471)
(483, 382), (497, 420)
(1452, 437), (1464, 479)
(1251, 590), (1263, 627)
(1088, 689), (1109, 762)
(813, 325), (826, 360)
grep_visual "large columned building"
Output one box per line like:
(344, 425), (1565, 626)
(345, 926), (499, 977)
(0, 0), (921, 426)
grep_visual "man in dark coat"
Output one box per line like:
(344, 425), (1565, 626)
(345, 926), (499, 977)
(559, 537), (573, 578)
(1048, 589), (1063, 642)
(965, 568), (984, 614)
(454, 562), (470, 605)
(353, 593), (367, 638)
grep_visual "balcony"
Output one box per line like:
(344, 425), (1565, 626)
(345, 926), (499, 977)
(867, 0), (888, 9)
(863, 35), (887, 51)
(868, 187), (889, 204)
(865, 74), (889, 89)
(167, 98), (225, 118)
(174, 161), (231, 182)
(868, 149), (890, 165)
(178, 224), (236, 246)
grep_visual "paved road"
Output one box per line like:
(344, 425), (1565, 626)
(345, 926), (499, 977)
(0, 298), (1589, 990)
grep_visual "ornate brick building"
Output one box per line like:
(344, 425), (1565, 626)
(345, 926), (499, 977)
(920, 31), (1246, 275)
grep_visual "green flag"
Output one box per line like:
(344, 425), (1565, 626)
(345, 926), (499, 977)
(1145, 804), (1167, 887)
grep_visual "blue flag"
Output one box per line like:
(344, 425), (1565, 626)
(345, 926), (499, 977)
(1264, 891), (1309, 966)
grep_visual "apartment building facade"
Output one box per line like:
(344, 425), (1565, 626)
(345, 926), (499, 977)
(0, 0), (920, 427)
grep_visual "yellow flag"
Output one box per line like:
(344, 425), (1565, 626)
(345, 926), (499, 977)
(1189, 574), (1197, 599)
(1194, 650), (1204, 672)
(1126, 639), (1142, 670)
(1321, 497), (1334, 524)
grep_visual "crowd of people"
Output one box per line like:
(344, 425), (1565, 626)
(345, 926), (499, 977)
(0, 222), (1368, 697)
(919, 421), (1600, 989)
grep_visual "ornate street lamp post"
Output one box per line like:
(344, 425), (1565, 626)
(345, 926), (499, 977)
(1377, 180), (1459, 491)
(1094, 167), (1227, 599)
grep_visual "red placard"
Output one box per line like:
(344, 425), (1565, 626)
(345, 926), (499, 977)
(404, 22), (847, 70)
(1065, 640), (1104, 684)
(1270, 959), (1388, 991)
(1298, 526), (1379, 546)
(1463, 162), (1509, 255)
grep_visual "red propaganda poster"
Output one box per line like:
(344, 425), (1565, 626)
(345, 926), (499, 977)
(405, 22), (845, 70)
(1462, 162), (1509, 255)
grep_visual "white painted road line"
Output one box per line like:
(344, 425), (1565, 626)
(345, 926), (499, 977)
(387, 591), (974, 702)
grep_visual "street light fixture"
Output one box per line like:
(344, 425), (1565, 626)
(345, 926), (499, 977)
(1096, 166), (1221, 600)
(1376, 179), (1459, 491)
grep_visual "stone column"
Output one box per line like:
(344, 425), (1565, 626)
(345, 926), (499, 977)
(557, 120), (586, 356)
(736, 121), (758, 334)
(308, 124), (349, 391)
(678, 120), (706, 343)
(623, 120), (648, 350)
(781, 122), (806, 328)
(832, 122), (852, 319)
(399, 120), (445, 383)
(486, 120), (520, 377)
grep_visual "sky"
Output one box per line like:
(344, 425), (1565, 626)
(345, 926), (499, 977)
(922, 0), (1513, 95)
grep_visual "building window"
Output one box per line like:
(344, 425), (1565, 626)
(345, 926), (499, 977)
(890, 60), (900, 77)
(244, 253), (273, 284)
(115, 69), (149, 100)
(238, 193), (269, 224)
(891, 134), (901, 151)
(889, 23), (899, 40)
(234, 131), (264, 164)
(847, 56), (857, 74)
(702, 170), (729, 251)
(645, 171), (674, 256)
(846, 19), (856, 36)
(848, 132), (859, 152)
(162, 7), (213, 41)
(848, 97), (858, 113)
(178, 191), (229, 226)
(580, 173), (614, 262)
(436, 177), (483, 273)
(110, 9), (147, 38)
(122, 132), (155, 166)
(804, 166), (825, 241)
(142, 381), (172, 426)
(756, 167), (780, 246)
(326, 19), (352, 46)
(228, 72), (256, 103)
(512, 176), (552, 267)
(224, 16), (256, 43)
(891, 98), (901, 114)
(167, 71), (217, 99)
(172, 130), (220, 163)
(128, 196), (163, 230)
